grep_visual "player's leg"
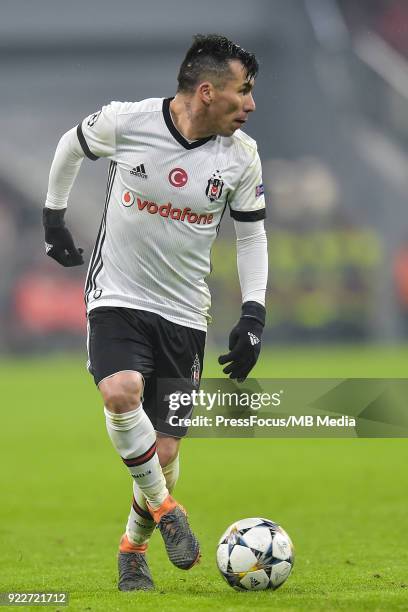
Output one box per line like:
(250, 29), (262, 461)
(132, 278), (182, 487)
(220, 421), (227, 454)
(121, 407), (200, 572)
(87, 308), (203, 588)
(87, 307), (167, 591)
(157, 433), (181, 468)
(119, 435), (181, 591)
(87, 308), (168, 509)
(126, 434), (180, 547)
(100, 372), (169, 509)
(101, 372), (177, 592)
(142, 316), (206, 570)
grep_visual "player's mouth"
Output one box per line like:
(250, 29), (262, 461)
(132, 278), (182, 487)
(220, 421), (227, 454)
(234, 118), (247, 125)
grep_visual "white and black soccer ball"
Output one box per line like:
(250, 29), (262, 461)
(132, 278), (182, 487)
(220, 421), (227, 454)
(216, 517), (294, 591)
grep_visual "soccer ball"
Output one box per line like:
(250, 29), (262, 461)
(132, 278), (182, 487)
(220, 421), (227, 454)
(216, 517), (294, 591)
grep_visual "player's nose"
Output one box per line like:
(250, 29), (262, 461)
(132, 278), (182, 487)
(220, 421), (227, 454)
(244, 92), (256, 113)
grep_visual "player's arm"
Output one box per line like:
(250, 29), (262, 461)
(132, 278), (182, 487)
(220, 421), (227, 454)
(43, 127), (86, 266)
(43, 104), (116, 266)
(218, 220), (267, 381)
(218, 149), (267, 382)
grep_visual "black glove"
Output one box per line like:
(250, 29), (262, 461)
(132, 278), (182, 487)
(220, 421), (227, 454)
(43, 208), (84, 267)
(218, 301), (265, 382)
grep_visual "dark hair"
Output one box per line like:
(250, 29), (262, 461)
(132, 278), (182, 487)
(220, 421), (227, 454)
(177, 34), (259, 93)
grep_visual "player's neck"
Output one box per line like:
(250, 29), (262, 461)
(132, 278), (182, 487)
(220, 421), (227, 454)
(170, 95), (214, 141)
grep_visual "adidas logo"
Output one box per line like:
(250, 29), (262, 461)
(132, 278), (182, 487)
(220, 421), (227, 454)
(250, 576), (261, 587)
(248, 332), (260, 346)
(45, 242), (53, 253)
(130, 163), (148, 179)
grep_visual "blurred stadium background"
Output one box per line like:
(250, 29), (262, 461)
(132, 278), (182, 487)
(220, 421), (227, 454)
(1, 0), (408, 354)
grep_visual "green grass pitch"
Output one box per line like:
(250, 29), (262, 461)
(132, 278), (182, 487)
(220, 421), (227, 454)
(1, 345), (407, 611)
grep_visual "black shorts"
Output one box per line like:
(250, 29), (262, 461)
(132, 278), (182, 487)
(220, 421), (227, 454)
(87, 307), (206, 437)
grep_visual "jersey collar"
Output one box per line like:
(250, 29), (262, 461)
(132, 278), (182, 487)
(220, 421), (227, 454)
(162, 98), (214, 150)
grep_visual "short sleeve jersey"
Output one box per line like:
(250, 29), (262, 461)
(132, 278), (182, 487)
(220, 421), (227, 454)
(78, 98), (266, 331)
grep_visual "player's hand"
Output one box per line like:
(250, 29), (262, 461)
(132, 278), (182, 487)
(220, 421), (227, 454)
(218, 301), (265, 382)
(43, 208), (84, 267)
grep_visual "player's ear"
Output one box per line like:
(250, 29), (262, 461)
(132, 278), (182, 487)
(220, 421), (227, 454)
(198, 82), (214, 106)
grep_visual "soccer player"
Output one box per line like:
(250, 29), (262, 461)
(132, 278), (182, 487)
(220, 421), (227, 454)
(43, 34), (268, 591)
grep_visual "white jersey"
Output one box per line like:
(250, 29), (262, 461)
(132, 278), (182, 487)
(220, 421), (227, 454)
(78, 97), (266, 331)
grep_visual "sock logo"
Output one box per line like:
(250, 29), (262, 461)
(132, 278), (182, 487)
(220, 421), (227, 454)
(248, 332), (260, 346)
(131, 470), (152, 479)
(133, 519), (153, 530)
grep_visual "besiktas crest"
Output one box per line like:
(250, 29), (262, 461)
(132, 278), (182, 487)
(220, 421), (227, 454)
(206, 171), (224, 202)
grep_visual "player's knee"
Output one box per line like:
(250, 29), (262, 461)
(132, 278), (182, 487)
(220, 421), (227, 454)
(99, 371), (144, 413)
(157, 435), (180, 467)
